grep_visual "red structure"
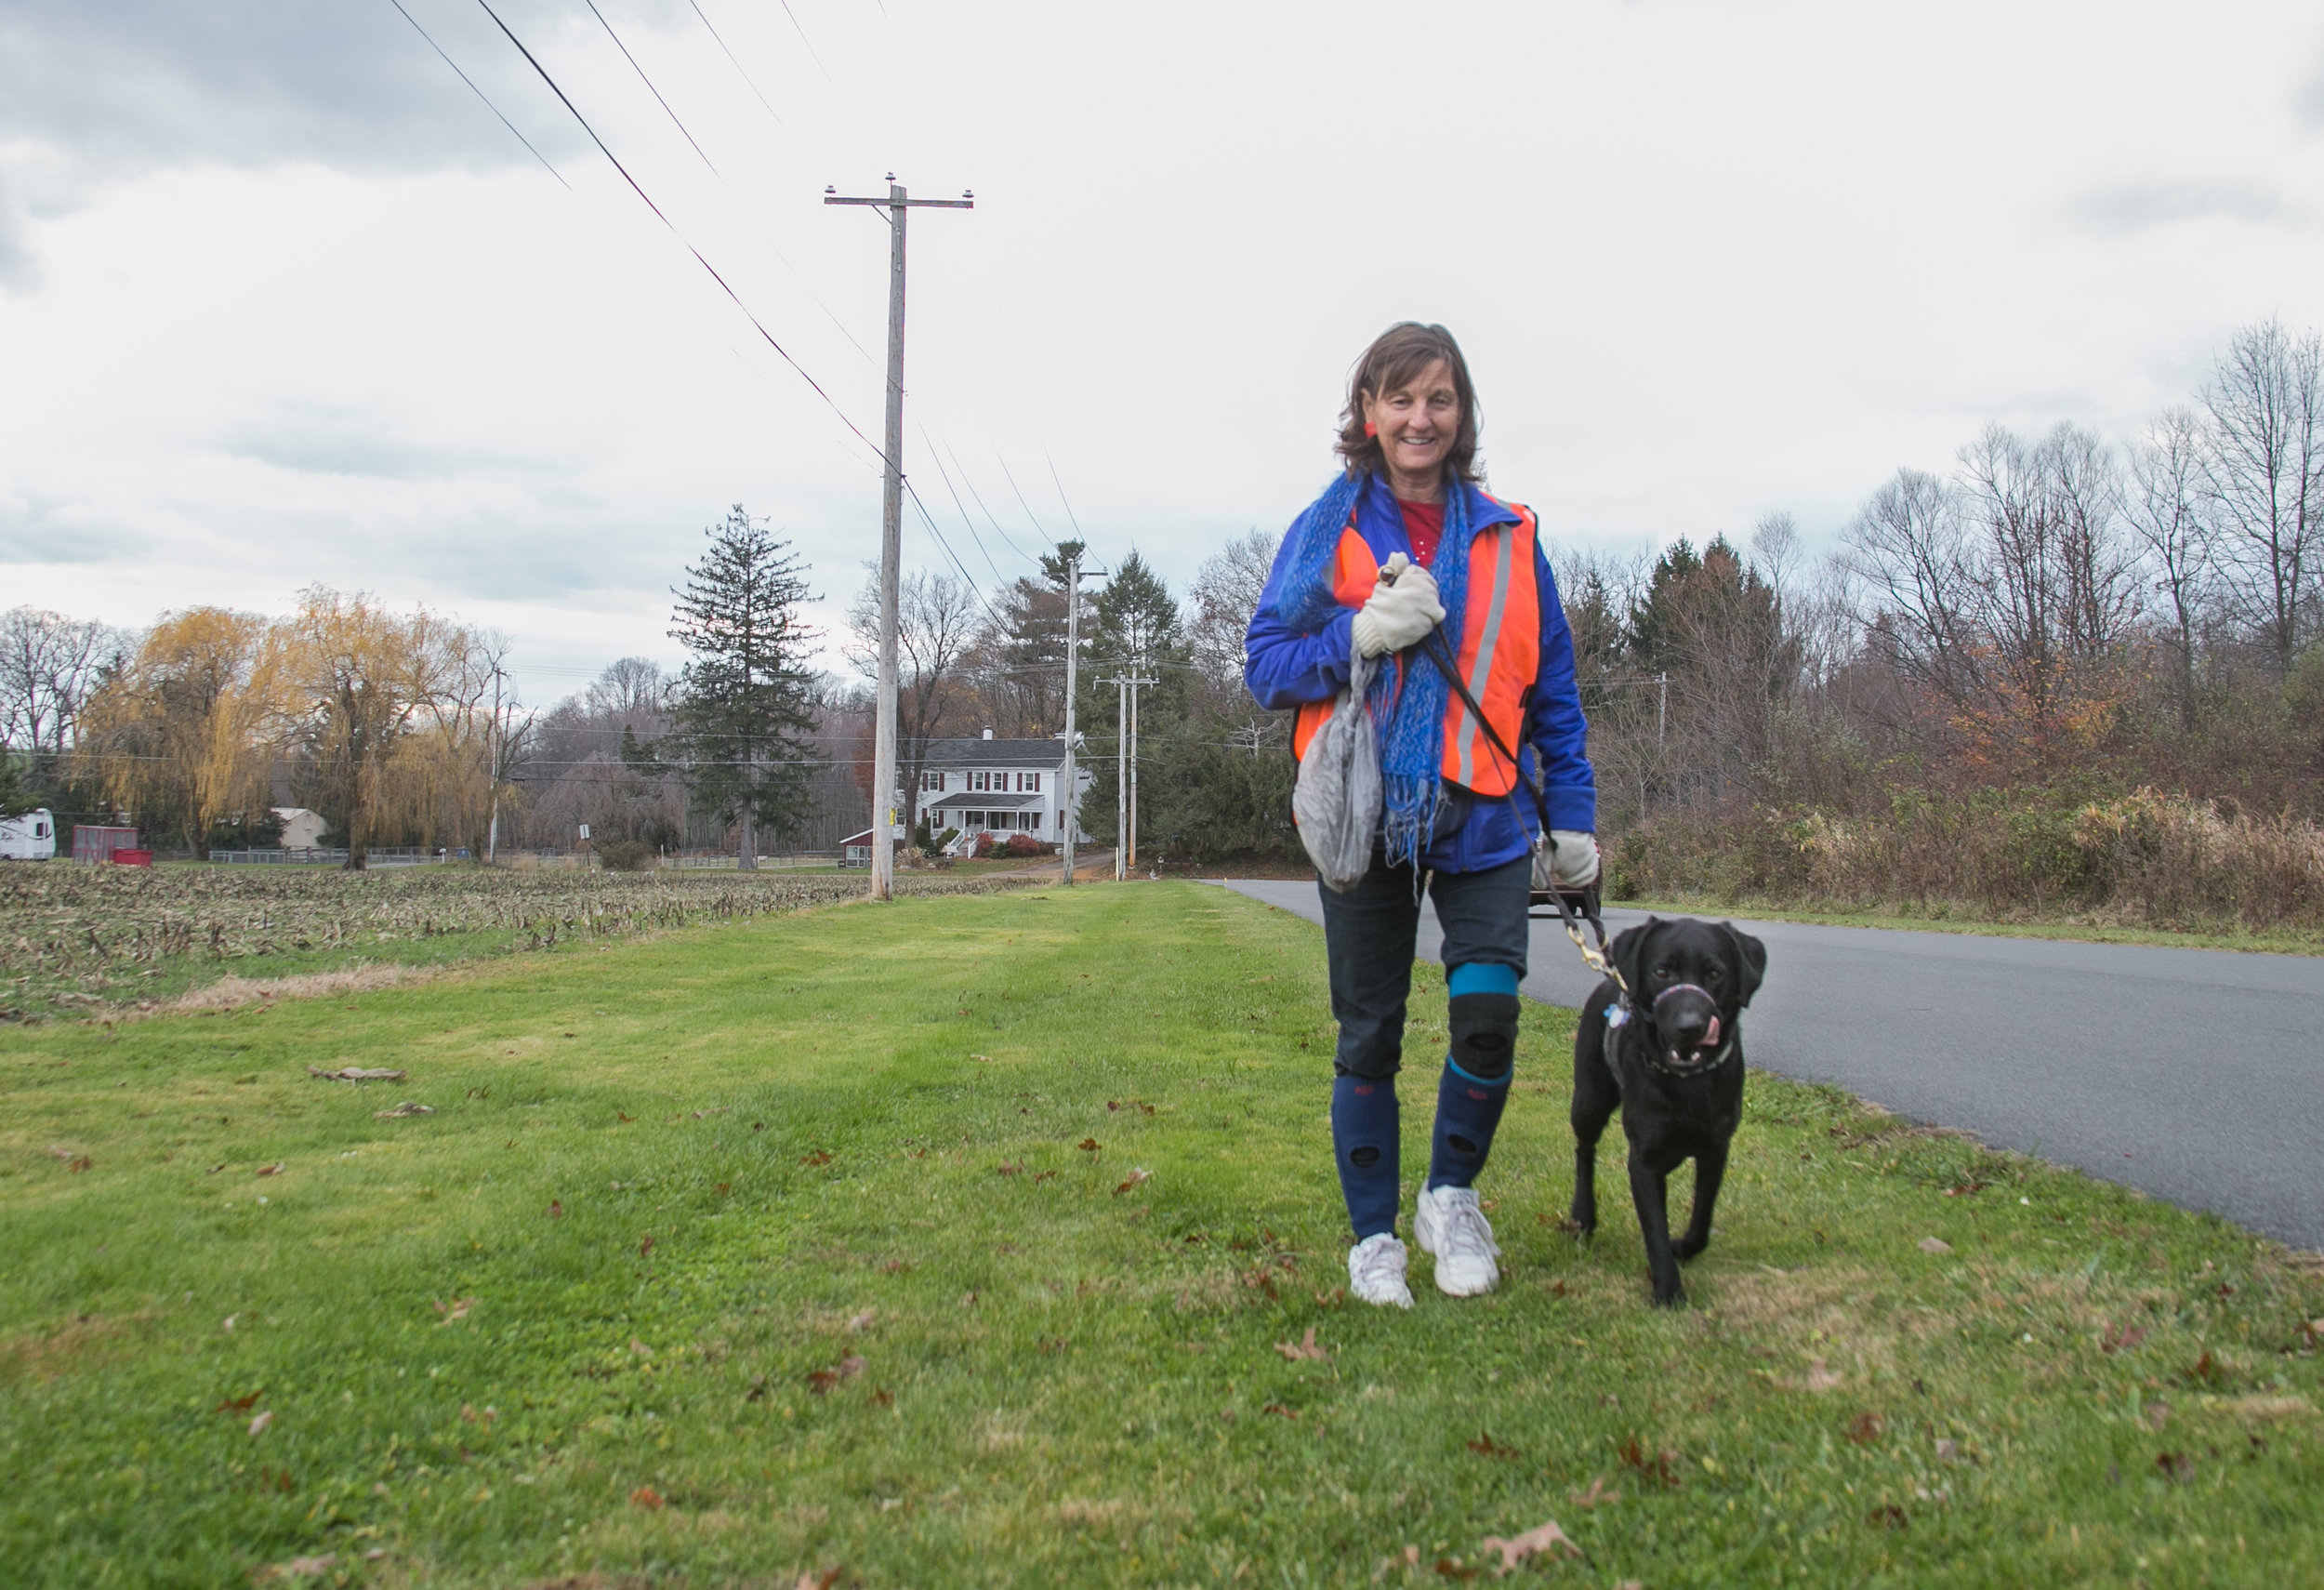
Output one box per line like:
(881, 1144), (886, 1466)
(72, 825), (139, 863)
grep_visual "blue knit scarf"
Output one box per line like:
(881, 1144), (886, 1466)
(1278, 471), (1477, 867)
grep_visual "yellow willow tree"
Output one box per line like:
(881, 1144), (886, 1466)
(279, 587), (493, 867)
(74, 608), (286, 857)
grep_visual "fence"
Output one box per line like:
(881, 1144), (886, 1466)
(208, 847), (469, 867)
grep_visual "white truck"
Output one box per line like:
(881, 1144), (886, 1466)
(0, 808), (56, 861)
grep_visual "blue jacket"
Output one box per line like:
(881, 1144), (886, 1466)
(1245, 472), (1596, 873)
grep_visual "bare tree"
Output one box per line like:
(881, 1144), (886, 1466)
(2042, 423), (2136, 662)
(2127, 406), (2217, 727)
(1840, 466), (1982, 711)
(1190, 527), (1287, 752)
(0, 607), (126, 752)
(2202, 317), (2324, 674)
(847, 567), (982, 823)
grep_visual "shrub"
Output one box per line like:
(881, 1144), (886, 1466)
(596, 840), (654, 872)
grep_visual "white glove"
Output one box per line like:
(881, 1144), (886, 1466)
(1548, 829), (1600, 888)
(1350, 555), (1445, 658)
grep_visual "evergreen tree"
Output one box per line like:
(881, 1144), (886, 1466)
(662, 506), (820, 868)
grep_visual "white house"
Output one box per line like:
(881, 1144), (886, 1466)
(913, 732), (1089, 852)
(273, 807), (330, 850)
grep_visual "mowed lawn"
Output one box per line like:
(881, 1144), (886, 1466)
(3, 884), (2319, 1588)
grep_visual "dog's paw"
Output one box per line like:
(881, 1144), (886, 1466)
(1673, 1234), (1709, 1262)
(1650, 1284), (1687, 1309)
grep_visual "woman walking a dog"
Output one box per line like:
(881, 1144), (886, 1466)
(1245, 322), (1599, 1307)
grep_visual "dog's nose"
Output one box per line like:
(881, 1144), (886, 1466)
(1653, 987), (1720, 1052)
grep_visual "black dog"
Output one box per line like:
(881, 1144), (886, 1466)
(1570, 916), (1767, 1306)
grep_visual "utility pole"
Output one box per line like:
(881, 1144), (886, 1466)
(1098, 668), (1156, 879)
(1657, 671), (1669, 750)
(825, 175), (972, 901)
(485, 663), (505, 867)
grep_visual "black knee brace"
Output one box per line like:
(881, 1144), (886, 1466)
(1447, 992), (1520, 1083)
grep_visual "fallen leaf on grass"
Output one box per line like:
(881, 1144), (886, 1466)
(795, 1569), (841, 1590)
(1618, 1434), (1681, 1487)
(307, 1067), (406, 1082)
(2183, 1350), (2224, 1385)
(2155, 1451), (2195, 1483)
(1433, 1559), (1476, 1580)
(617, 1112), (633, 1123)
(1934, 1438), (1962, 1462)
(548, 1199), (563, 1218)
(374, 1102), (432, 1119)
(1867, 1504), (1908, 1530)
(1274, 1327), (1329, 1362)
(1917, 1237), (1952, 1254)
(1314, 1286), (1346, 1307)
(1114, 1168), (1151, 1196)
(1844, 1411), (1885, 1445)
(846, 1310), (877, 1332)
(996, 1162), (1023, 1176)
(1261, 1402), (1300, 1420)
(630, 1485), (666, 1509)
(256, 1163), (284, 1178)
(1566, 1477), (1615, 1508)
(1032, 1169), (1058, 1183)
(254, 1554), (337, 1580)
(432, 1296), (475, 1325)
(870, 1388), (893, 1407)
(639, 1235), (655, 1258)
(630, 1339), (652, 1357)
(969, 1053), (992, 1063)
(808, 1355), (868, 1395)
(1466, 1432), (1519, 1460)
(248, 1410), (273, 1437)
(1077, 1137), (1101, 1153)
(1479, 1518), (1580, 1570)
(800, 1149), (833, 1167)
(64, 1155), (91, 1173)
(2101, 1322), (2146, 1354)
(1804, 1357), (1843, 1392)
(216, 1388), (265, 1413)
(2144, 1401), (2172, 1429)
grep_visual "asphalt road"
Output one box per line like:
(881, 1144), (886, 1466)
(1219, 879), (2324, 1251)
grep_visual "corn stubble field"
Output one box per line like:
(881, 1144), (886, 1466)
(1, 881), (2320, 1588)
(0, 865), (1030, 1020)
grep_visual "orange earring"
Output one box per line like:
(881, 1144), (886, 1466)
(1363, 421), (1377, 438)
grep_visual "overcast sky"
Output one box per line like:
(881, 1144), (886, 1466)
(6, 0), (2324, 706)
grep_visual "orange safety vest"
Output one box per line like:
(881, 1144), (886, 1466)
(1290, 501), (1541, 797)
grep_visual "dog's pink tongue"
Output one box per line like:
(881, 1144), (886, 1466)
(1703, 1014), (1721, 1047)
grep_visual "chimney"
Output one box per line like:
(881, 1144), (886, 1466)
(982, 727), (994, 740)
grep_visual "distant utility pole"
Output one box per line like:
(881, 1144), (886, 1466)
(486, 663), (506, 867)
(1058, 554), (1101, 885)
(1097, 669), (1155, 881)
(825, 174), (972, 902)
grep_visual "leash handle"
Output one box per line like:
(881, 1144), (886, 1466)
(1409, 625), (1630, 1001)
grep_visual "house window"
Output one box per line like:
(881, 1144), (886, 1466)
(1028, 773), (1041, 792)
(922, 771), (944, 792)
(964, 811), (984, 828)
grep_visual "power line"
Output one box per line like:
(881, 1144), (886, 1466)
(385, 0), (569, 188)
(774, 0), (835, 82)
(918, 424), (1013, 584)
(683, 0), (787, 131)
(471, 0), (888, 469)
(999, 456), (1056, 544)
(584, 0), (721, 179)
(941, 438), (1041, 567)
(1045, 447), (1088, 544)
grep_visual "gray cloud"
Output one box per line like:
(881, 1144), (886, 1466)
(216, 408), (566, 484)
(0, 492), (148, 564)
(0, 0), (598, 179)
(0, 171), (41, 293)
(2064, 178), (2291, 235)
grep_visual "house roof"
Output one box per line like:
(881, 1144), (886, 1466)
(921, 735), (1067, 769)
(925, 791), (1041, 813)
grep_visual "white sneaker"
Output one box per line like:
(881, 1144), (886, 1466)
(1415, 1184), (1500, 1296)
(1347, 1232), (1415, 1309)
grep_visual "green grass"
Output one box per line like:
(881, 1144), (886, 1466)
(1615, 894), (2324, 958)
(3, 885), (2318, 1588)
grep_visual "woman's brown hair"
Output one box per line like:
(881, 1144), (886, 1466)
(1335, 322), (1483, 484)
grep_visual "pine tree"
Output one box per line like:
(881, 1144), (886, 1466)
(663, 507), (820, 868)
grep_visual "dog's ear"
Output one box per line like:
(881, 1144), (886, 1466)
(1721, 922), (1767, 1007)
(1609, 918), (1657, 996)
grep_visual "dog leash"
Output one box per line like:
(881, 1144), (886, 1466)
(1407, 623), (1631, 1003)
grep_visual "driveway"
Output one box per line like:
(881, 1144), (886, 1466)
(1219, 879), (2324, 1251)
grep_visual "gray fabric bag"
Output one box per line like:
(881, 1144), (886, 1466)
(1292, 649), (1380, 892)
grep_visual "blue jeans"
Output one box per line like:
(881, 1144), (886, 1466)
(1316, 854), (1531, 1079)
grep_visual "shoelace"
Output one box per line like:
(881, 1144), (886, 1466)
(1436, 1199), (1500, 1257)
(1353, 1240), (1404, 1285)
